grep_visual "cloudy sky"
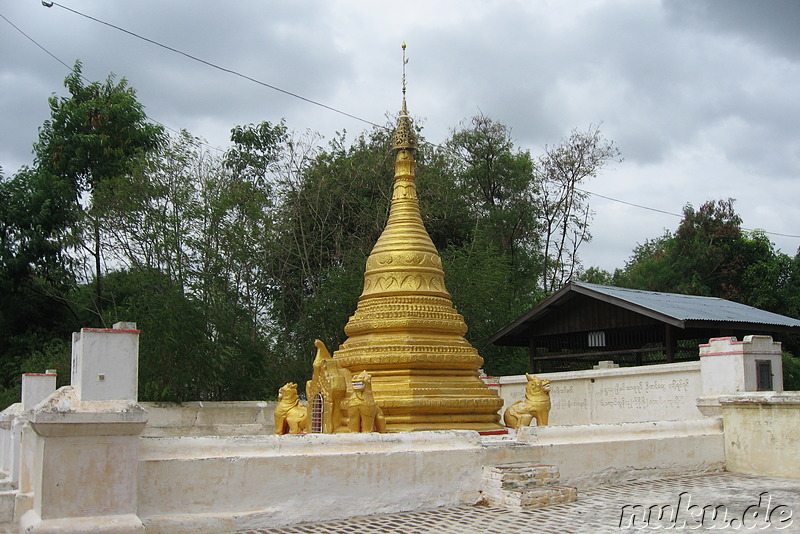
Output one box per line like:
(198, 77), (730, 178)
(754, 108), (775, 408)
(2, 0), (799, 272)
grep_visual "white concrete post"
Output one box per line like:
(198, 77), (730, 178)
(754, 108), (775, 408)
(20, 323), (148, 533)
(21, 372), (58, 412)
(71, 322), (139, 401)
(13, 423), (37, 522)
(0, 404), (21, 482)
(696, 335), (784, 416)
(0, 371), (57, 490)
(9, 371), (58, 489)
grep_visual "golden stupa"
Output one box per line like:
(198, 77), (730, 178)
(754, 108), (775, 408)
(329, 45), (504, 432)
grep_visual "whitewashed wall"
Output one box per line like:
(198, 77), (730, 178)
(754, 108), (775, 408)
(720, 392), (800, 478)
(497, 361), (703, 425)
(137, 422), (724, 533)
(141, 401), (278, 437)
(138, 431), (485, 533)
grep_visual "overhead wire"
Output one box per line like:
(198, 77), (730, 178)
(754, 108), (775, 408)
(577, 188), (800, 239)
(576, 188), (682, 219)
(45, 1), (383, 130)
(0, 9), (226, 153)
(0, 11), (73, 71)
(4, 4), (798, 242)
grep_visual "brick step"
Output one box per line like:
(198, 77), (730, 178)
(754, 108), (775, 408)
(481, 464), (577, 510)
(500, 485), (577, 510)
(0, 490), (15, 523)
(483, 464), (560, 490)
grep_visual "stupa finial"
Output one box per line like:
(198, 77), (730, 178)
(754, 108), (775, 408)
(393, 42), (417, 151)
(401, 42), (408, 99)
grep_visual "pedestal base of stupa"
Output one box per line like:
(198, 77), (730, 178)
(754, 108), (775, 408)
(333, 339), (505, 433)
(363, 370), (504, 432)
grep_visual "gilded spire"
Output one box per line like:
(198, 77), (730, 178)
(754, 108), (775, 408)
(358, 43), (445, 302)
(393, 43), (417, 151)
(328, 42), (504, 433)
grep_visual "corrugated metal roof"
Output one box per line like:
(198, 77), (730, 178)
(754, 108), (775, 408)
(573, 282), (800, 327)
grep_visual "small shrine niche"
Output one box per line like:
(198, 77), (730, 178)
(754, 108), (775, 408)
(305, 339), (349, 433)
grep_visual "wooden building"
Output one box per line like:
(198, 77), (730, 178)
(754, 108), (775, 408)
(488, 282), (800, 373)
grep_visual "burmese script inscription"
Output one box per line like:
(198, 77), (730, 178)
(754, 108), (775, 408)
(598, 378), (692, 412)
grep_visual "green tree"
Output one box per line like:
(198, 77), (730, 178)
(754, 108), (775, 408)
(0, 167), (76, 295)
(783, 352), (800, 391)
(614, 199), (800, 355)
(536, 125), (621, 292)
(266, 127), (393, 375)
(576, 265), (614, 286)
(96, 127), (284, 401)
(442, 243), (529, 376)
(612, 232), (674, 292)
(668, 199), (745, 298)
(445, 115), (538, 264)
(615, 199), (799, 304)
(0, 166), (79, 406)
(33, 61), (164, 317)
(97, 130), (201, 280)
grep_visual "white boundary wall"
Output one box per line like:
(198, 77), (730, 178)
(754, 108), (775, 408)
(138, 431), (485, 533)
(497, 361), (703, 425)
(140, 401), (278, 437)
(7, 330), (789, 533)
(720, 392), (800, 478)
(137, 422), (724, 533)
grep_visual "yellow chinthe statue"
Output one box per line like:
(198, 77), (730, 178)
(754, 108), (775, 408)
(274, 382), (309, 435)
(344, 370), (387, 433)
(503, 374), (551, 428)
(325, 44), (504, 432)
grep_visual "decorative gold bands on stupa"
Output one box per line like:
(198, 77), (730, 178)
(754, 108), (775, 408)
(331, 44), (504, 432)
(359, 153), (449, 300)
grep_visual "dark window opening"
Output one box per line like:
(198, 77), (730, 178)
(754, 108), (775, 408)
(756, 360), (773, 391)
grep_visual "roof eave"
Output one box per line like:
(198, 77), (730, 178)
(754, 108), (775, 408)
(570, 283), (686, 328)
(487, 283), (576, 345)
(682, 320), (800, 334)
(488, 282), (688, 346)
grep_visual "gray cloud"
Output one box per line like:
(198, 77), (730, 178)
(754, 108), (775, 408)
(665, 0), (800, 60)
(2, 0), (798, 269)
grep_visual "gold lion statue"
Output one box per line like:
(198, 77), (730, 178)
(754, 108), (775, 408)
(344, 370), (386, 433)
(503, 373), (551, 428)
(274, 382), (309, 434)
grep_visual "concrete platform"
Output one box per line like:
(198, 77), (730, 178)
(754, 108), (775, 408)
(0, 472), (795, 533)
(232, 472), (800, 533)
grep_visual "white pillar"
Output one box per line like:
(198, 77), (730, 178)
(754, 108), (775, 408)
(13, 423), (37, 522)
(3, 369), (60, 520)
(0, 370), (58, 491)
(20, 323), (147, 533)
(696, 335), (784, 416)
(0, 404), (22, 482)
(71, 322), (139, 401)
(22, 372), (58, 412)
